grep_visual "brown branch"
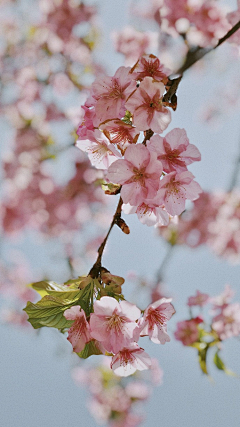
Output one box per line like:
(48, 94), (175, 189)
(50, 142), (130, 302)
(163, 20), (240, 103)
(89, 196), (124, 277)
(176, 20), (240, 75)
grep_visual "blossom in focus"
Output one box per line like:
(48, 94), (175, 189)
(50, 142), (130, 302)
(100, 119), (139, 154)
(107, 144), (163, 206)
(138, 298), (175, 344)
(64, 305), (92, 353)
(125, 76), (171, 133)
(187, 290), (209, 307)
(111, 343), (152, 376)
(90, 296), (141, 354)
(174, 319), (200, 346)
(91, 66), (137, 122)
(157, 171), (202, 216)
(147, 128), (201, 173)
(76, 129), (121, 169)
(131, 53), (171, 83)
(122, 199), (169, 227)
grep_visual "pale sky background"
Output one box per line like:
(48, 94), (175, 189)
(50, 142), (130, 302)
(1, 1), (240, 426)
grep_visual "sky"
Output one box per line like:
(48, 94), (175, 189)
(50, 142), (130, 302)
(1, 1), (240, 426)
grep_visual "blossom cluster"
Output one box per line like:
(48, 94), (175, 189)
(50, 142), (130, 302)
(72, 358), (162, 427)
(76, 54), (202, 226)
(174, 286), (240, 375)
(159, 190), (240, 263)
(61, 272), (175, 377)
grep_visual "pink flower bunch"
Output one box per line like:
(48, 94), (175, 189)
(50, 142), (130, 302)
(72, 356), (163, 427)
(64, 295), (175, 376)
(175, 285), (240, 347)
(159, 190), (240, 263)
(76, 55), (202, 226)
(148, 0), (230, 47)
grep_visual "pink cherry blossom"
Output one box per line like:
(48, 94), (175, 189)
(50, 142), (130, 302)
(131, 54), (171, 83)
(76, 129), (121, 169)
(100, 119), (139, 154)
(64, 305), (92, 353)
(90, 296), (141, 354)
(125, 76), (171, 133)
(111, 343), (152, 376)
(138, 298), (175, 344)
(91, 66), (136, 122)
(174, 319), (200, 346)
(212, 303), (240, 340)
(107, 144), (163, 206)
(187, 290), (209, 307)
(226, 0), (240, 45)
(147, 128), (201, 173)
(122, 199), (169, 227)
(158, 171), (202, 216)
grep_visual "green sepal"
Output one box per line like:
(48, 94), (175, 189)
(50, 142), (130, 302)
(77, 340), (103, 359)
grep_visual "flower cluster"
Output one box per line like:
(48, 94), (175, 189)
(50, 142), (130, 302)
(64, 288), (175, 376)
(159, 190), (240, 263)
(174, 286), (240, 375)
(76, 54), (202, 226)
(72, 358), (162, 427)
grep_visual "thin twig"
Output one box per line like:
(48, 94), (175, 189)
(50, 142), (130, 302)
(89, 196), (123, 277)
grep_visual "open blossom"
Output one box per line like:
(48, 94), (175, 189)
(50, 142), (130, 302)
(76, 129), (121, 169)
(212, 303), (240, 340)
(158, 171), (202, 216)
(111, 343), (152, 376)
(91, 66), (136, 122)
(226, 0), (240, 45)
(90, 296), (141, 354)
(107, 144), (163, 206)
(138, 298), (175, 344)
(100, 119), (139, 154)
(125, 76), (171, 133)
(187, 290), (209, 307)
(131, 53), (170, 83)
(147, 128), (201, 173)
(174, 319), (200, 346)
(122, 199), (169, 227)
(64, 305), (92, 353)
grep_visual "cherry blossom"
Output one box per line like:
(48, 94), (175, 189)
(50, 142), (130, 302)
(212, 303), (240, 340)
(138, 298), (175, 344)
(122, 199), (169, 227)
(64, 305), (92, 353)
(91, 66), (137, 123)
(131, 53), (171, 83)
(226, 0), (240, 45)
(187, 290), (209, 307)
(107, 144), (163, 206)
(147, 128), (201, 173)
(76, 129), (121, 169)
(157, 171), (202, 216)
(90, 296), (141, 354)
(111, 343), (152, 376)
(100, 119), (139, 154)
(174, 319), (200, 346)
(125, 76), (171, 133)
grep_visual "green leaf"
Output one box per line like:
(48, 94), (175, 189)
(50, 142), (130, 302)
(23, 291), (82, 330)
(77, 340), (103, 359)
(213, 351), (238, 376)
(198, 345), (208, 375)
(30, 280), (80, 297)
